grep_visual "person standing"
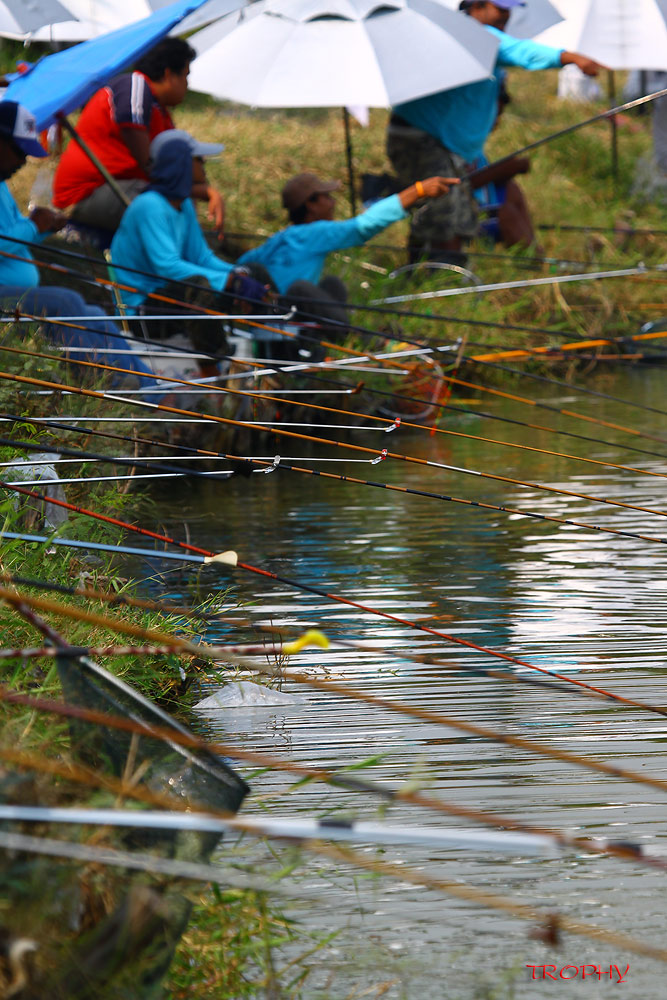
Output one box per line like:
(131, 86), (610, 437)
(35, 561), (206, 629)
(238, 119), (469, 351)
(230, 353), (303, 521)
(386, 0), (602, 263)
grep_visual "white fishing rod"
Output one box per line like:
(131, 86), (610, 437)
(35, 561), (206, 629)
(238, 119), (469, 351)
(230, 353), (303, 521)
(372, 264), (662, 306)
(0, 805), (560, 857)
(0, 830), (317, 898)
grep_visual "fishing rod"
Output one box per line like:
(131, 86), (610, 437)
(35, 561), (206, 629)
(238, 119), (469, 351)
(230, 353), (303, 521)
(5, 336), (662, 507)
(12, 402), (667, 497)
(8, 347), (667, 486)
(9, 632), (667, 944)
(7, 377), (667, 524)
(372, 264), (660, 306)
(0, 572), (239, 624)
(467, 353), (667, 418)
(6, 498), (667, 718)
(3, 336), (665, 493)
(1, 738), (660, 959)
(435, 370), (667, 445)
(539, 222), (667, 236)
(468, 86), (667, 181)
(0, 805), (560, 858)
(3, 684), (663, 877)
(3, 231), (656, 367)
(0, 570), (628, 705)
(7, 394), (667, 549)
(0, 830), (312, 898)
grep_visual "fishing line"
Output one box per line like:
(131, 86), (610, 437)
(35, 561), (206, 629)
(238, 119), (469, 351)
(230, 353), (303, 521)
(1, 676), (665, 872)
(0, 681), (656, 873)
(6, 496), (667, 718)
(7, 405), (667, 551)
(1, 741), (661, 958)
(5, 337), (667, 499)
(7, 345), (667, 486)
(7, 391), (667, 528)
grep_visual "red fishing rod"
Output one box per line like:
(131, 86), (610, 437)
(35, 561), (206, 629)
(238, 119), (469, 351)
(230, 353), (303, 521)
(4, 475), (667, 720)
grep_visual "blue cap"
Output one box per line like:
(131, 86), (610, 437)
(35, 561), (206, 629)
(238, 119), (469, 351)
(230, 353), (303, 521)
(492, 1), (526, 7)
(0, 101), (47, 157)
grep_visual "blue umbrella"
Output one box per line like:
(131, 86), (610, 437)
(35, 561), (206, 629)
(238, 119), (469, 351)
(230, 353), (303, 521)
(2, 0), (222, 130)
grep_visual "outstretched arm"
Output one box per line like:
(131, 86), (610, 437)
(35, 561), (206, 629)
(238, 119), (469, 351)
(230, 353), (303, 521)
(560, 52), (604, 77)
(398, 176), (460, 209)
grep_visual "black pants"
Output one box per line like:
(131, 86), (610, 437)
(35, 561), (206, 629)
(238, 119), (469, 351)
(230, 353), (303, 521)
(131, 276), (230, 362)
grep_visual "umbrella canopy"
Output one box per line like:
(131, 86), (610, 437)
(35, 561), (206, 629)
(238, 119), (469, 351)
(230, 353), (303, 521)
(438, 0), (563, 40)
(1, 0), (217, 131)
(0, 0), (74, 39)
(187, 0), (500, 108)
(29, 0), (176, 43)
(536, 0), (667, 70)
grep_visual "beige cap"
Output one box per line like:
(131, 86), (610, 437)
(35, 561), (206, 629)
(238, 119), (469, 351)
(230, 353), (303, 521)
(281, 172), (341, 212)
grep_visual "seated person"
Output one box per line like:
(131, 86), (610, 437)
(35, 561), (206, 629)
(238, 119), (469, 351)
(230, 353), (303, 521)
(0, 100), (160, 398)
(237, 171), (458, 337)
(110, 131), (266, 366)
(52, 38), (225, 239)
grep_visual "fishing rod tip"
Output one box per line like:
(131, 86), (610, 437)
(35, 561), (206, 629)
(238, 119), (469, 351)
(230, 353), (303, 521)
(203, 549), (238, 568)
(283, 629), (330, 655)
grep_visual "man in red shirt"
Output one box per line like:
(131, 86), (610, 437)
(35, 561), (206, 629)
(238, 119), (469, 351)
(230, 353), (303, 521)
(53, 37), (225, 237)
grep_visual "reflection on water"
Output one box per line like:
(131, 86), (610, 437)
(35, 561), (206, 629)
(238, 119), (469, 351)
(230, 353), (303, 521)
(145, 366), (667, 998)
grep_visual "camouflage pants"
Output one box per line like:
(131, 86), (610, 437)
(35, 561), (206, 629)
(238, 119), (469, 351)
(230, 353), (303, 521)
(386, 121), (478, 252)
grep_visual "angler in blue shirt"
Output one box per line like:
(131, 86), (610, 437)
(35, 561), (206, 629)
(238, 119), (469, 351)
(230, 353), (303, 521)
(387, 0), (602, 262)
(111, 130), (267, 364)
(0, 100), (161, 398)
(238, 171), (457, 347)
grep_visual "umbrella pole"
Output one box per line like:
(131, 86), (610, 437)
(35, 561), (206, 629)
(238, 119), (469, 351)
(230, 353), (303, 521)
(342, 108), (357, 216)
(608, 70), (618, 184)
(57, 113), (131, 211)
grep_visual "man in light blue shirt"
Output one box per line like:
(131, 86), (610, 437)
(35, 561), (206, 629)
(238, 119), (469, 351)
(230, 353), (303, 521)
(111, 131), (266, 365)
(238, 171), (456, 347)
(387, 0), (602, 263)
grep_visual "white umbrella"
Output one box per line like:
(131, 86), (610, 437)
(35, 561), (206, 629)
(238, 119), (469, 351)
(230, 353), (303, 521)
(187, 0), (499, 108)
(438, 0), (563, 40)
(0, 0), (75, 39)
(29, 0), (176, 41)
(536, 0), (667, 71)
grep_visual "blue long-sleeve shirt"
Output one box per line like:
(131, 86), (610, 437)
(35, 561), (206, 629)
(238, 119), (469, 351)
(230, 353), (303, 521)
(394, 27), (563, 163)
(238, 194), (407, 294)
(110, 191), (233, 309)
(0, 182), (44, 287)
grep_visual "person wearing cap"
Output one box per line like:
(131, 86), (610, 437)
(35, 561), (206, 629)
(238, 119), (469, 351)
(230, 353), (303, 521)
(52, 38), (226, 239)
(0, 100), (161, 397)
(387, 0), (603, 263)
(237, 171), (458, 336)
(110, 131), (267, 362)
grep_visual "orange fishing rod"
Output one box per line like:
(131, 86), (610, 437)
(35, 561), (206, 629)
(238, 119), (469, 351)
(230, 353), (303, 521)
(11, 585), (667, 831)
(5, 474), (667, 720)
(6, 341), (667, 488)
(0, 247), (410, 373)
(3, 354), (667, 521)
(439, 371), (667, 445)
(6, 427), (667, 548)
